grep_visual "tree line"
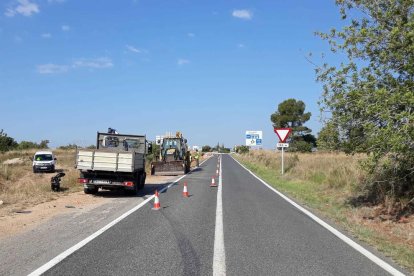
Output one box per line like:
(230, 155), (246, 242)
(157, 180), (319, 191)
(0, 129), (49, 152)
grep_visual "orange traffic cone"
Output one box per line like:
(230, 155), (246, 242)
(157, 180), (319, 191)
(211, 176), (217, 187)
(183, 182), (189, 197)
(152, 190), (161, 210)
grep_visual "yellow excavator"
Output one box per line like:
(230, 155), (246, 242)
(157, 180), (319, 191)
(151, 132), (191, 176)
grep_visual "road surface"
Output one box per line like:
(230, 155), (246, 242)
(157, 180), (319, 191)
(25, 155), (405, 275)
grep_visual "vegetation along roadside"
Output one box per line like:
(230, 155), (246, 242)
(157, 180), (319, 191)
(235, 151), (414, 273)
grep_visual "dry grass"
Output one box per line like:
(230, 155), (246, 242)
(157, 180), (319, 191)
(0, 149), (201, 217)
(242, 150), (365, 189)
(0, 149), (82, 217)
(236, 150), (414, 272)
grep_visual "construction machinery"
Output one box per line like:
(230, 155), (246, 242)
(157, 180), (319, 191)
(151, 132), (191, 176)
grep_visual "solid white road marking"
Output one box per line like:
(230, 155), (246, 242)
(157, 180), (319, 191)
(213, 155), (226, 276)
(28, 157), (212, 276)
(231, 155), (405, 276)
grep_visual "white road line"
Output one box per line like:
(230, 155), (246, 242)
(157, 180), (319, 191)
(231, 155), (405, 276)
(28, 157), (212, 276)
(213, 155), (226, 276)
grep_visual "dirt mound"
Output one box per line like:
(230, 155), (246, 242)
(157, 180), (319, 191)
(2, 158), (25, 165)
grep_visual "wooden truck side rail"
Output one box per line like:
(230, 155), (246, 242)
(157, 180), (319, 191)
(76, 149), (144, 173)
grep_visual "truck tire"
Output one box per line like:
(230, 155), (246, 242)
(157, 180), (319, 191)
(84, 187), (98, 194)
(138, 173), (146, 190)
(125, 174), (140, 196)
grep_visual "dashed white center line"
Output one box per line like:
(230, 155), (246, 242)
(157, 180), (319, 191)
(213, 155), (226, 276)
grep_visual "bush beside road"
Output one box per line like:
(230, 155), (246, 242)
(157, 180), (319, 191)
(235, 151), (414, 273)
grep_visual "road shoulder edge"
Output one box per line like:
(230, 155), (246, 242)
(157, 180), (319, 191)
(230, 154), (405, 276)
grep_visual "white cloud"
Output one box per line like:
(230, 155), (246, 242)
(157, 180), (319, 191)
(177, 59), (190, 66)
(37, 64), (69, 74)
(72, 57), (113, 69)
(232, 9), (252, 20)
(126, 45), (142, 53)
(61, 25), (70, 31)
(37, 57), (114, 74)
(238, 43), (245, 48)
(5, 9), (16, 17)
(187, 33), (195, 38)
(41, 33), (51, 38)
(5, 0), (39, 17)
(48, 0), (65, 3)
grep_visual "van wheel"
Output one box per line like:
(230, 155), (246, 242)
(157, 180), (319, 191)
(33, 167), (37, 173)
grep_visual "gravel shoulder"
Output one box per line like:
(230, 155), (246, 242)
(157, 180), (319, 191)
(0, 175), (176, 276)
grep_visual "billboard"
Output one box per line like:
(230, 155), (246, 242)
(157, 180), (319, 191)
(245, 131), (263, 146)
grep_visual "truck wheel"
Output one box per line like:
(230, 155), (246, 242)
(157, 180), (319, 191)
(138, 173), (146, 190)
(124, 174), (140, 196)
(84, 187), (98, 194)
(125, 182), (139, 196)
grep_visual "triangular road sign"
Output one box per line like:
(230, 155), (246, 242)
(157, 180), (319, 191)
(274, 128), (292, 143)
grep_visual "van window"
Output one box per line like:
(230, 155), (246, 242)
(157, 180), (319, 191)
(35, 154), (53, 161)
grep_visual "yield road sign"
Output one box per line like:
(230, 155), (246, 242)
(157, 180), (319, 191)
(277, 143), (289, 148)
(274, 128), (292, 143)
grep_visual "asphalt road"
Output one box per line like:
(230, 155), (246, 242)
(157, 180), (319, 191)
(31, 154), (403, 275)
(0, 178), (173, 276)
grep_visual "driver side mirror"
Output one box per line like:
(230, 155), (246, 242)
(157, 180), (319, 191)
(29, 157), (33, 161)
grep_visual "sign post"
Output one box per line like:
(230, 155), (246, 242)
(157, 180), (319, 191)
(282, 144), (284, 175)
(274, 128), (292, 175)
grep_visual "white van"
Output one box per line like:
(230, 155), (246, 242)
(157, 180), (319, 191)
(32, 151), (56, 173)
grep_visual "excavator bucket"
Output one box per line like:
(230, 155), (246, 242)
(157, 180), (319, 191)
(151, 160), (186, 176)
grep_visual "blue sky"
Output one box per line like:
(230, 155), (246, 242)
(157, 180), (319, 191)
(0, 0), (345, 148)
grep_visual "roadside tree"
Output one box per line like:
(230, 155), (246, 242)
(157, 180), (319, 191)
(202, 145), (212, 152)
(0, 130), (18, 152)
(270, 98), (315, 152)
(316, 0), (414, 203)
(317, 121), (341, 151)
